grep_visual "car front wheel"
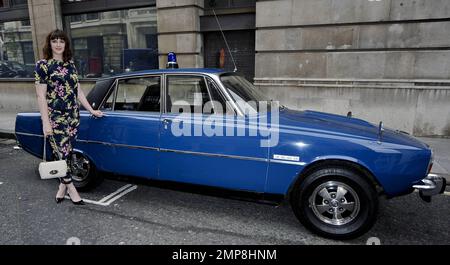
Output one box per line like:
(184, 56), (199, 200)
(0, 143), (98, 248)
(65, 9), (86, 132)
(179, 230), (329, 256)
(290, 166), (378, 240)
(68, 152), (102, 191)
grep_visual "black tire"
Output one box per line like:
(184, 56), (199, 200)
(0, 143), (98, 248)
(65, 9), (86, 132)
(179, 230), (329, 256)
(290, 166), (378, 240)
(68, 152), (103, 191)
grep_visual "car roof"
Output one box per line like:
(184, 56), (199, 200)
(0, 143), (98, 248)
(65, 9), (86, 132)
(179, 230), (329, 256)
(112, 68), (227, 78)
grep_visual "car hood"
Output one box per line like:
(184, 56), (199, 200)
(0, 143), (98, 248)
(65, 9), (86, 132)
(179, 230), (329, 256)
(276, 108), (428, 149)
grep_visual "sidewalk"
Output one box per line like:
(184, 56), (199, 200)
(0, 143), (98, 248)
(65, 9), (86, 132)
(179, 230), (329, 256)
(1, 111), (449, 181)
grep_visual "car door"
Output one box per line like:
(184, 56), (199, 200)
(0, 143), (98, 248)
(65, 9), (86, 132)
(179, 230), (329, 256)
(85, 74), (161, 179)
(159, 74), (268, 192)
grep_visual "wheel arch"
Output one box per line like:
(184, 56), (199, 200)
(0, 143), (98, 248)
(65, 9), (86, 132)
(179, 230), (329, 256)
(286, 158), (383, 200)
(73, 146), (105, 166)
(71, 148), (96, 165)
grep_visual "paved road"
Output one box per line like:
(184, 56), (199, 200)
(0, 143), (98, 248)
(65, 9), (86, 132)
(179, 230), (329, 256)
(0, 138), (449, 245)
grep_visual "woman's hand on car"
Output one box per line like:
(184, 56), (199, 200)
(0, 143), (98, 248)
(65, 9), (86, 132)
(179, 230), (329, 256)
(91, 110), (104, 118)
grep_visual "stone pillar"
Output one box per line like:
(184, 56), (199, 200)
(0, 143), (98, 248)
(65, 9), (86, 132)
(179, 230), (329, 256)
(156, 0), (204, 68)
(28, 0), (63, 61)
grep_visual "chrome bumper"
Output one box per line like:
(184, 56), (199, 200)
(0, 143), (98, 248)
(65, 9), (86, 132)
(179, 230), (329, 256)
(412, 173), (447, 202)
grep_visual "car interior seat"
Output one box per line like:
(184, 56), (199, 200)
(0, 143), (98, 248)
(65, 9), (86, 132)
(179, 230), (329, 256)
(137, 84), (160, 112)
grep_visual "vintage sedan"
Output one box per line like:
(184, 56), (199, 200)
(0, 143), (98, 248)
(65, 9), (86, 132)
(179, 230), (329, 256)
(15, 68), (446, 239)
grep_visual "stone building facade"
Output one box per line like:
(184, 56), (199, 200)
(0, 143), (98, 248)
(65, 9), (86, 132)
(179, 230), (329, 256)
(254, 0), (450, 136)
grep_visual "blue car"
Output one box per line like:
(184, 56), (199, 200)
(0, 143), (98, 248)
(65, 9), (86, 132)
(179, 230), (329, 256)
(15, 68), (446, 239)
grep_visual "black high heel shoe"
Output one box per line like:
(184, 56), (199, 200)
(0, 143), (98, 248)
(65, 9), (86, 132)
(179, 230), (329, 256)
(63, 178), (85, 205)
(69, 196), (85, 205)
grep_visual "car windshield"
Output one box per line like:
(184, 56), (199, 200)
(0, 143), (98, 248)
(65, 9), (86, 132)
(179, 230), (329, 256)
(220, 73), (271, 114)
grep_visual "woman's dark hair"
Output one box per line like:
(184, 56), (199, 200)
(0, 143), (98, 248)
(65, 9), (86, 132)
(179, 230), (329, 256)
(43, 29), (73, 62)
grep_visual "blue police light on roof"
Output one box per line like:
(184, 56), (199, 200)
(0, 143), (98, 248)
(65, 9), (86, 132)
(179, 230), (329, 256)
(166, 52), (179, 69)
(168, 52), (177, 63)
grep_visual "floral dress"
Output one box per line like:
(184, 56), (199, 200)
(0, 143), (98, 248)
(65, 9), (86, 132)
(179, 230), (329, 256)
(34, 59), (80, 175)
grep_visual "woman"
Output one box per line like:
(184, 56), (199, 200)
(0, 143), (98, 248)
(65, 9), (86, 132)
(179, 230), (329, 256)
(34, 29), (103, 205)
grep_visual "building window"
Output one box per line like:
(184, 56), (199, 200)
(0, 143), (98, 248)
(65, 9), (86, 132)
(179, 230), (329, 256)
(21, 41), (34, 65)
(70, 15), (83, 23)
(61, 0), (96, 3)
(205, 0), (255, 9)
(0, 0), (27, 8)
(20, 19), (30, 26)
(0, 20), (35, 78)
(65, 6), (158, 78)
(11, 0), (27, 6)
(86, 12), (99, 21)
(0, 0), (7, 8)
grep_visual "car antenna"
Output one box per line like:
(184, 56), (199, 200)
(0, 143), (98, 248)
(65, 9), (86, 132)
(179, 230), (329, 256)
(212, 8), (237, 72)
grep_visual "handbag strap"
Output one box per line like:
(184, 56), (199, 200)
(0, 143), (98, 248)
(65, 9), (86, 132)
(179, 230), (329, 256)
(43, 135), (62, 161)
(43, 136), (46, 162)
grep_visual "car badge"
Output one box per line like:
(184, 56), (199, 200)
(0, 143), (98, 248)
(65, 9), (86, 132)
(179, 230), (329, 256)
(273, 154), (300, 162)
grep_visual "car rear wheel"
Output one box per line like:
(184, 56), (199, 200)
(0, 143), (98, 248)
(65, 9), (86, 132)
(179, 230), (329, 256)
(68, 152), (102, 191)
(290, 166), (378, 240)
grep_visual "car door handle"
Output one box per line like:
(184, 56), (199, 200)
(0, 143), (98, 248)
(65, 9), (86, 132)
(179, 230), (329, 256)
(162, 118), (181, 124)
(162, 118), (173, 129)
(162, 118), (181, 129)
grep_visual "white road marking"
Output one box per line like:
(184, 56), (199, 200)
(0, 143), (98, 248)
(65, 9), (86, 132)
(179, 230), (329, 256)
(105, 185), (137, 205)
(64, 184), (138, 206)
(98, 184), (134, 203)
(64, 195), (109, 206)
(0, 182), (3, 185)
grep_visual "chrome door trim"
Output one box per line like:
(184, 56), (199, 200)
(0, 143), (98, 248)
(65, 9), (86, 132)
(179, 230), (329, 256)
(159, 148), (268, 162)
(75, 139), (268, 163)
(269, 159), (306, 166)
(15, 132), (44, 138)
(75, 139), (159, 151)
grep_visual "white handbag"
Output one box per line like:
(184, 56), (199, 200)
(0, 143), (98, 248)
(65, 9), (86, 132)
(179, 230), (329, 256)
(38, 136), (68, 180)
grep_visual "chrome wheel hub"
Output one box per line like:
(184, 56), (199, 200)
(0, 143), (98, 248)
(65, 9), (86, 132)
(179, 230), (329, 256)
(309, 181), (360, 226)
(69, 153), (90, 182)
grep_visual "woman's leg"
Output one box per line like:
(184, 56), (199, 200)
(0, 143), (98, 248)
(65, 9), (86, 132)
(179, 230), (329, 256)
(58, 117), (84, 203)
(47, 130), (68, 200)
(55, 182), (67, 200)
(49, 113), (83, 203)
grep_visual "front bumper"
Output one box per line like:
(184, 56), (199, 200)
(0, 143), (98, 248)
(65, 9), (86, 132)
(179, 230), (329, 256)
(412, 173), (447, 202)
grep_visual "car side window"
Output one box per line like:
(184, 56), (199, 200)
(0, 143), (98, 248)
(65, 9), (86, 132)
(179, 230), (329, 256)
(205, 77), (235, 116)
(102, 87), (115, 111)
(166, 75), (213, 114)
(102, 76), (161, 112)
